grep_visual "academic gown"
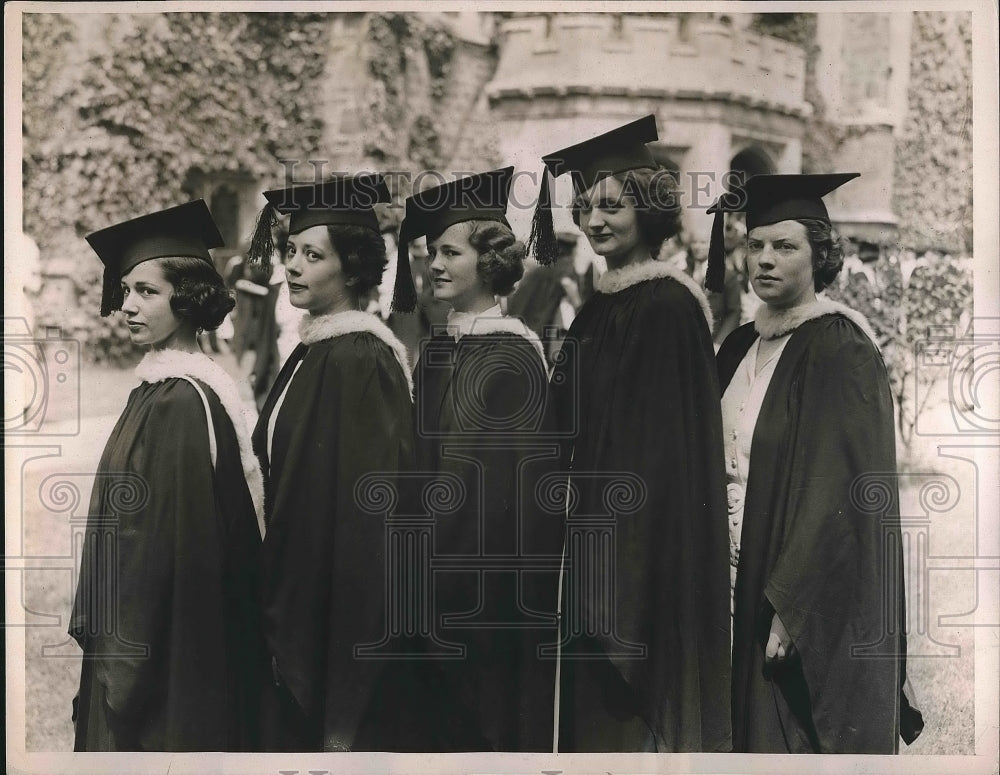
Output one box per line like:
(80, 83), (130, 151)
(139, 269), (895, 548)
(549, 264), (732, 752)
(717, 312), (920, 753)
(412, 327), (563, 751)
(252, 322), (418, 752)
(70, 377), (263, 752)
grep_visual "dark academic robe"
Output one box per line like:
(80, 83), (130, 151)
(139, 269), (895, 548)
(412, 327), (563, 751)
(70, 378), (263, 751)
(549, 265), (732, 752)
(252, 325), (417, 752)
(717, 313), (919, 753)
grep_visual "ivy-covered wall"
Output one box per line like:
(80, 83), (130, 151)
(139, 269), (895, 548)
(753, 10), (973, 255)
(360, 12), (500, 209)
(893, 11), (973, 254)
(22, 12), (330, 362)
(22, 11), (500, 362)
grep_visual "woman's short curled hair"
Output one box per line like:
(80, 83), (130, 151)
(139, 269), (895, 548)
(157, 256), (235, 331)
(325, 224), (387, 297)
(796, 218), (844, 291)
(467, 220), (525, 296)
(427, 219), (526, 297)
(571, 167), (682, 256)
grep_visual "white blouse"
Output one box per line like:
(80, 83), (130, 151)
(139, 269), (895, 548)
(445, 303), (503, 340)
(720, 333), (791, 617)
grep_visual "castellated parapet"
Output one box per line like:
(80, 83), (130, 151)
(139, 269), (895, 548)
(488, 14), (807, 118)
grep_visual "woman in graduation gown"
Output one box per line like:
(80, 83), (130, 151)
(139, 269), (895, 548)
(246, 174), (418, 752)
(529, 116), (732, 752)
(711, 173), (923, 752)
(389, 166), (563, 751)
(70, 201), (266, 751)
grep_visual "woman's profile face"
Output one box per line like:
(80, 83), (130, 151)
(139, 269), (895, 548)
(284, 224), (348, 315)
(427, 222), (490, 311)
(747, 219), (815, 309)
(577, 176), (642, 261)
(120, 259), (186, 350)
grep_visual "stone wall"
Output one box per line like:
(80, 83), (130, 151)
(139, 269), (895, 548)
(490, 13), (806, 117)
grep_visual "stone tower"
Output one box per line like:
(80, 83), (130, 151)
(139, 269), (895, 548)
(486, 12), (809, 240)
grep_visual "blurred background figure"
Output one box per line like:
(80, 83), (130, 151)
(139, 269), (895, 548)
(658, 232), (687, 271)
(249, 215), (300, 410)
(225, 246), (272, 368)
(373, 228), (399, 319)
(718, 217), (747, 342)
(673, 229), (743, 347)
(506, 230), (592, 366)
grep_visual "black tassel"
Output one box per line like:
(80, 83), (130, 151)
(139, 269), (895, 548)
(391, 220), (417, 313)
(100, 266), (122, 317)
(705, 209), (726, 293)
(526, 169), (559, 266)
(246, 202), (277, 270)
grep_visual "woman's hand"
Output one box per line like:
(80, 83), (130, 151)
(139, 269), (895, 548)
(765, 612), (794, 663)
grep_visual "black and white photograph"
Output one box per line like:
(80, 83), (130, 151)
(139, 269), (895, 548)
(4, 2), (998, 773)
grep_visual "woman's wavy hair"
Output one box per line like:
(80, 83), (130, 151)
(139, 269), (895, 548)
(156, 256), (235, 331)
(427, 219), (526, 296)
(571, 167), (682, 256)
(796, 218), (844, 291)
(323, 224), (388, 298)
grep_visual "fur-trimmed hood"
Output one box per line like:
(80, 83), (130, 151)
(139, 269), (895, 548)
(135, 349), (265, 538)
(594, 259), (714, 332)
(447, 310), (547, 368)
(298, 309), (413, 396)
(754, 297), (880, 348)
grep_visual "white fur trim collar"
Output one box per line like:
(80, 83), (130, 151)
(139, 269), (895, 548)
(594, 260), (714, 331)
(135, 349), (265, 538)
(449, 313), (547, 369)
(754, 297), (880, 348)
(298, 310), (413, 397)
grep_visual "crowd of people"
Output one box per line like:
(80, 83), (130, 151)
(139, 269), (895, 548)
(69, 115), (922, 754)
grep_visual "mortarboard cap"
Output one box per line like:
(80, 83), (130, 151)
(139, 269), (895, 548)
(527, 115), (659, 265)
(391, 166), (514, 314)
(704, 172), (859, 292)
(247, 173), (390, 270)
(86, 199), (223, 317)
